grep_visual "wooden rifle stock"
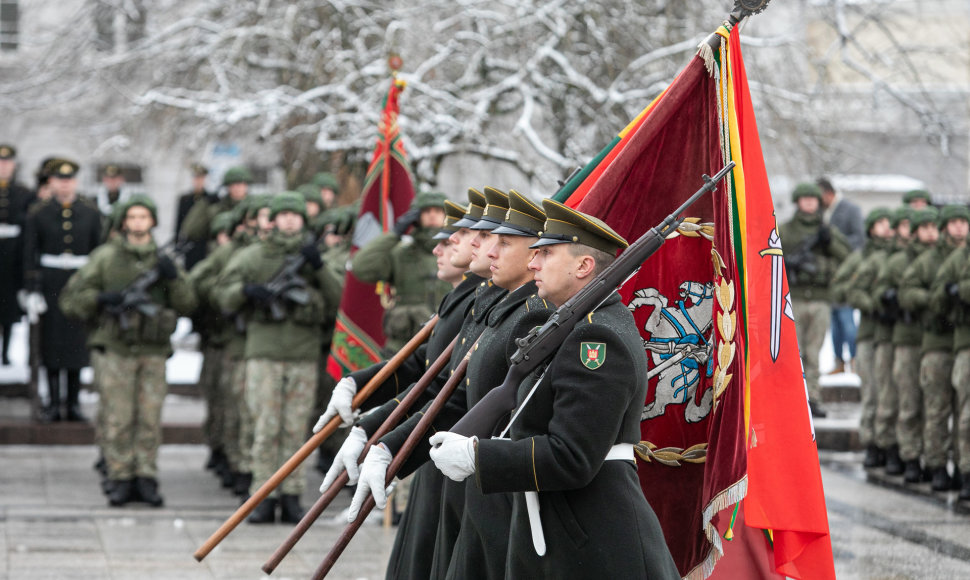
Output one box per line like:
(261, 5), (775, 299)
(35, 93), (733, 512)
(261, 333), (460, 574)
(192, 315), (438, 561)
(450, 163), (735, 438)
(311, 351), (474, 579)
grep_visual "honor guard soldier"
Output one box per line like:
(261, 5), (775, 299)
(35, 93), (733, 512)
(60, 195), (197, 506)
(428, 199), (680, 579)
(216, 192), (342, 523)
(779, 182), (851, 417)
(175, 163), (218, 270)
(900, 204), (969, 491)
(22, 159), (102, 422)
(0, 144), (35, 365)
(95, 163), (129, 218)
(351, 191), (452, 356)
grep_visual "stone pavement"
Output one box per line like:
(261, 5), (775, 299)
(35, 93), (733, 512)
(0, 444), (394, 580)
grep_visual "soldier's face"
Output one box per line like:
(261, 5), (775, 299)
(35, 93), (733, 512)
(275, 210), (304, 235)
(256, 207), (274, 234)
(487, 234), (537, 290)
(468, 230), (495, 278)
(419, 207), (446, 229)
(306, 201), (322, 219)
(796, 196), (819, 214)
(946, 218), (969, 242)
(320, 187), (336, 208)
(227, 182), (248, 201)
(448, 228), (474, 269)
(529, 244), (582, 306)
(908, 199), (928, 210)
(0, 159), (15, 180)
(192, 175), (207, 191)
(871, 218), (892, 239)
(51, 176), (78, 199)
(896, 220), (911, 240)
(434, 239), (465, 285)
(916, 223), (939, 244)
(124, 206), (154, 237)
(102, 175), (124, 191)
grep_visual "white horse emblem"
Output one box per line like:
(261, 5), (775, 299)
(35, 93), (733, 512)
(628, 281), (715, 423)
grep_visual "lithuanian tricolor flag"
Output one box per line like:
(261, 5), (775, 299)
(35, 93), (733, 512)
(552, 22), (835, 580)
(328, 77), (416, 379)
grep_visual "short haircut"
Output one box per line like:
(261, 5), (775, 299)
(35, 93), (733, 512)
(816, 177), (835, 194)
(567, 243), (616, 277)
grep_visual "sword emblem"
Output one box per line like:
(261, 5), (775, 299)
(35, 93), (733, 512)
(759, 226), (794, 361)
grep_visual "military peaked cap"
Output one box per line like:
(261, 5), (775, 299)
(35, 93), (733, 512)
(492, 189), (545, 237)
(52, 159), (80, 179)
(469, 187), (510, 231)
(0, 144), (16, 159)
(532, 199), (628, 254)
(433, 200), (467, 240)
(453, 188), (487, 228)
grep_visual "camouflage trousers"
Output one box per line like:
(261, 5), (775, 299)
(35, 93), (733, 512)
(199, 345), (225, 452)
(873, 342), (897, 449)
(952, 349), (970, 473)
(96, 350), (167, 480)
(856, 340), (876, 446)
(893, 345), (923, 462)
(221, 352), (249, 473)
(90, 349), (104, 449)
(246, 358), (316, 496)
(919, 350), (955, 468)
(792, 299), (828, 404)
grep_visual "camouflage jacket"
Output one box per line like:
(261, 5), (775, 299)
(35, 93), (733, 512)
(187, 231), (252, 354)
(899, 238), (961, 354)
(59, 236), (197, 356)
(779, 211), (851, 303)
(847, 237), (894, 343)
(876, 241), (935, 347)
(929, 244), (970, 352)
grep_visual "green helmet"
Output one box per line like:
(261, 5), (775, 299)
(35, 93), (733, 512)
(791, 182), (822, 202)
(210, 211), (235, 237)
(297, 183), (322, 204)
(269, 191), (307, 221)
(315, 206), (357, 236)
(243, 194), (271, 220)
(313, 172), (339, 193)
(411, 191), (447, 211)
(902, 189), (931, 205)
(939, 204), (970, 227)
(891, 206), (913, 229)
(223, 166), (254, 186)
(911, 206), (940, 228)
(121, 193), (158, 225)
(864, 207), (893, 234)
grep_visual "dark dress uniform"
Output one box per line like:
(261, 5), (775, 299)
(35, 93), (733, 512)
(23, 196), (102, 370)
(175, 188), (217, 270)
(0, 176), (34, 363)
(476, 293), (679, 579)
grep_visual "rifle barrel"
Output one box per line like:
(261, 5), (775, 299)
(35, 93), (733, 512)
(261, 333), (459, 574)
(310, 353), (472, 580)
(192, 315), (438, 562)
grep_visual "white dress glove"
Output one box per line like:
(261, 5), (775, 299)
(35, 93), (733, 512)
(313, 376), (358, 430)
(320, 425), (368, 492)
(20, 291), (47, 324)
(429, 432), (478, 482)
(347, 443), (393, 522)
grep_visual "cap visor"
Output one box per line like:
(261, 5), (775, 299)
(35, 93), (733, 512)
(468, 217), (501, 231)
(453, 216), (480, 228)
(491, 223), (538, 237)
(529, 237), (570, 249)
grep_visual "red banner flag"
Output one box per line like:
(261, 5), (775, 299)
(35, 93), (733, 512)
(328, 78), (416, 379)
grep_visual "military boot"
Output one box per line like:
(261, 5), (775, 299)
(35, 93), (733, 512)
(221, 469), (236, 489)
(248, 498), (278, 524)
(65, 378), (86, 422)
(930, 466), (951, 491)
(279, 495), (306, 524)
(108, 479), (133, 506)
(884, 445), (904, 475)
(863, 444), (885, 468)
(134, 477), (165, 507)
(232, 472), (252, 497)
(902, 459), (922, 483)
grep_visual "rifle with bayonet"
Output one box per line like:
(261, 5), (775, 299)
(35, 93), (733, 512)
(449, 162), (735, 438)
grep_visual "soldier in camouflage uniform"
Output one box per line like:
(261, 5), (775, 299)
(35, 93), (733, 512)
(927, 205), (970, 496)
(313, 172), (340, 211)
(903, 189), (931, 211)
(780, 182), (851, 417)
(181, 166), (252, 245)
(351, 191), (452, 356)
(875, 207), (937, 481)
(847, 208), (896, 469)
(60, 195), (197, 507)
(900, 204), (968, 491)
(216, 192), (342, 523)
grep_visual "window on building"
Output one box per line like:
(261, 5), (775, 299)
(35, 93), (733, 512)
(0, 0), (18, 52)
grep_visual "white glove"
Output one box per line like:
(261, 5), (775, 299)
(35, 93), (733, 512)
(320, 426), (368, 492)
(314, 376), (358, 430)
(347, 443), (393, 522)
(429, 432), (478, 482)
(21, 292), (47, 324)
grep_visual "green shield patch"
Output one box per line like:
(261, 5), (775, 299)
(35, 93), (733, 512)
(580, 342), (606, 370)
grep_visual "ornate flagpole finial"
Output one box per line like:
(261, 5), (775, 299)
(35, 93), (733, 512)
(388, 53), (403, 74)
(731, 0), (772, 23)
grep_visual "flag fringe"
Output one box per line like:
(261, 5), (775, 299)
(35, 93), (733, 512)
(683, 474), (748, 580)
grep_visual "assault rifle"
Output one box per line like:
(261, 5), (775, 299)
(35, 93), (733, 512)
(259, 253), (311, 320)
(104, 241), (193, 331)
(450, 162), (734, 438)
(783, 227), (829, 286)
